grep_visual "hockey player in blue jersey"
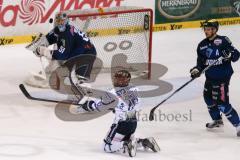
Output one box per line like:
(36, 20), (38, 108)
(190, 19), (240, 137)
(28, 12), (96, 101)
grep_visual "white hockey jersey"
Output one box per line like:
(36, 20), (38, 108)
(108, 85), (141, 124)
(71, 84), (141, 123)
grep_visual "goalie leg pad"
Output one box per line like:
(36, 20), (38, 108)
(25, 60), (61, 89)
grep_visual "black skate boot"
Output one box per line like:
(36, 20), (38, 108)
(138, 137), (160, 152)
(237, 126), (240, 137)
(206, 119), (224, 129)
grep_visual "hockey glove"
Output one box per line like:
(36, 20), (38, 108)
(33, 50), (41, 57)
(222, 50), (232, 61)
(81, 100), (100, 112)
(26, 33), (49, 52)
(36, 46), (53, 60)
(190, 67), (201, 79)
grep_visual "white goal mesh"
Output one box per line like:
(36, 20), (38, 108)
(57, 7), (153, 79)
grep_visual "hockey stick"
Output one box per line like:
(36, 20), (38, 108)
(149, 56), (224, 121)
(19, 84), (116, 107)
(19, 84), (79, 105)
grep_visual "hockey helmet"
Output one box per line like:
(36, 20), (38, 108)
(203, 19), (219, 31)
(113, 70), (131, 87)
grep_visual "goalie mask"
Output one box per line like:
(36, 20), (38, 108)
(113, 70), (131, 87)
(55, 12), (69, 32)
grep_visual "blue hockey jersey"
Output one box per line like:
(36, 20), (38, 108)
(46, 24), (96, 60)
(196, 35), (240, 82)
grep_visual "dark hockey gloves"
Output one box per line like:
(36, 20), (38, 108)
(190, 67), (201, 79)
(222, 50), (233, 61)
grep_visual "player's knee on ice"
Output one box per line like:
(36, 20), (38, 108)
(103, 133), (125, 153)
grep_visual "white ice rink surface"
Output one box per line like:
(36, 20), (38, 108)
(0, 25), (240, 160)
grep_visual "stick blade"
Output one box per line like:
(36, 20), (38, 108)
(19, 84), (33, 99)
(19, 84), (79, 105)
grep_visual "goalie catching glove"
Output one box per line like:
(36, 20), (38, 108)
(35, 46), (53, 60)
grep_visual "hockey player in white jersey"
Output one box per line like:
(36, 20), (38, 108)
(76, 70), (160, 157)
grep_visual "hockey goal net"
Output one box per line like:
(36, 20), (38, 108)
(58, 7), (153, 79)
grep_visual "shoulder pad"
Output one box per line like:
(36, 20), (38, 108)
(224, 36), (232, 44)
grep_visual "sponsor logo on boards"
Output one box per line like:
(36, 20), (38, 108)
(157, 0), (201, 19)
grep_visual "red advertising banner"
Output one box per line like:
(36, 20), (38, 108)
(0, 0), (124, 27)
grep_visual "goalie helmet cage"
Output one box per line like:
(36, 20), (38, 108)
(56, 7), (153, 79)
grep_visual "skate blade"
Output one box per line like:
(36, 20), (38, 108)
(206, 126), (224, 133)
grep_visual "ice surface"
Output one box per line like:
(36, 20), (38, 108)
(0, 25), (240, 160)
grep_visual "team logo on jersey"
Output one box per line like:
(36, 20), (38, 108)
(206, 48), (213, 58)
(205, 59), (223, 66)
(214, 39), (222, 46)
